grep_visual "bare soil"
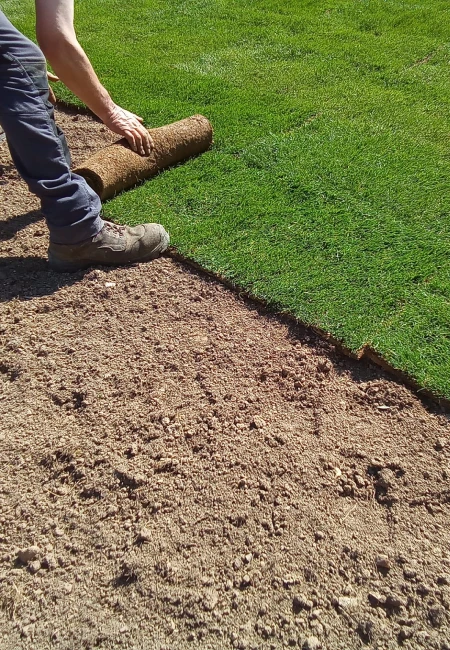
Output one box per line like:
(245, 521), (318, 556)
(1, 108), (450, 650)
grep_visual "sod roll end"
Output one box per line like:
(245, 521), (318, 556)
(74, 114), (213, 200)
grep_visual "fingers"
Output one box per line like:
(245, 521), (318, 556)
(128, 122), (152, 156)
(139, 126), (152, 155)
(124, 129), (137, 154)
(48, 85), (57, 105)
(103, 104), (153, 156)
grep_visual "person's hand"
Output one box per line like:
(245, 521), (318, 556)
(102, 104), (153, 156)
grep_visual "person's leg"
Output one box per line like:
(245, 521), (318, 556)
(0, 9), (104, 244)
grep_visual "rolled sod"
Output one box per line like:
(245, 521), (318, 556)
(75, 114), (213, 200)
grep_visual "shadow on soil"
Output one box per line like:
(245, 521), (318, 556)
(0, 208), (43, 241)
(171, 257), (449, 419)
(0, 256), (83, 302)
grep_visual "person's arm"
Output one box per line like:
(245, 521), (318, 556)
(35, 0), (152, 155)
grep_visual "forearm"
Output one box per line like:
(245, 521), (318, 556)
(35, 0), (152, 155)
(41, 37), (115, 121)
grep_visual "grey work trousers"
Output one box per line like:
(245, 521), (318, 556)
(0, 9), (103, 244)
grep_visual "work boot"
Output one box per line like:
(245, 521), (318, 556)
(48, 221), (169, 272)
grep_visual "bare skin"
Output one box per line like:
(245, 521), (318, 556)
(35, 0), (153, 156)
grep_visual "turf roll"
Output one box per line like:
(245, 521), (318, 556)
(74, 114), (213, 200)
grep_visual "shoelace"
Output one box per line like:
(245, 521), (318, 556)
(104, 222), (127, 236)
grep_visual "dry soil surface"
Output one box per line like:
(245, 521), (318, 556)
(1, 108), (450, 650)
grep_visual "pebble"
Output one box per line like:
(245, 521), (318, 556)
(314, 531), (325, 541)
(368, 591), (386, 607)
(302, 636), (321, 650)
(251, 416), (266, 430)
(376, 554), (391, 570)
(54, 528), (64, 538)
(137, 528), (152, 543)
(28, 560), (41, 574)
(203, 588), (219, 611)
(399, 626), (415, 641)
(428, 605), (446, 628)
(417, 582), (432, 596)
(354, 473), (365, 488)
(293, 594), (313, 610)
(435, 438), (446, 451)
(385, 593), (407, 609)
(357, 619), (375, 642)
(241, 574), (251, 588)
(376, 468), (396, 490)
(17, 546), (40, 564)
(335, 596), (358, 611)
(403, 565), (418, 580)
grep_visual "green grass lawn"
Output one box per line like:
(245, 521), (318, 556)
(5, 0), (450, 398)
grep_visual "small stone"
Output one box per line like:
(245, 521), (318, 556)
(54, 528), (64, 538)
(61, 582), (73, 594)
(251, 416), (266, 430)
(114, 468), (146, 489)
(435, 438), (446, 451)
(241, 574), (251, 588)
(28, 560), (41, 574)
(17, 546), (40, 564)
(314, 531), (325, 541)
(376, 554), (391, 570)
(436, 574), (450, 586)
(385, 593), (407, 609)
(403, 565), (418, 580)
(335, 596), (358, 611)
(302, 636), (321, 650)
(354, 474), (365, 488)
(357, 619), (375, 642)
(258, 604), (268, 617)
(376, 468), (395, 490)
(417, 582), (432, 596)
(137, 527), (152, 543)
(428, 605), (446, 628)
(293, 594), (313, 611)
(398, 627), (414, 641)
(203, 588), (219, 611)
(368, 591), (386, 607)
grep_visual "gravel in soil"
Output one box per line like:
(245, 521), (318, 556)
(1, 108), (450, 650)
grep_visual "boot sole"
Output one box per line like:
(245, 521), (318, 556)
(48, 232), (169, 273)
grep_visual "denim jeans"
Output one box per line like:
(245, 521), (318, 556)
(0, 10), (103, 244)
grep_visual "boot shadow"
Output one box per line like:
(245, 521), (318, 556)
(0, 255), (83, 302)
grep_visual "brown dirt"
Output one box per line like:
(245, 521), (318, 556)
(1, 108), (450, 650)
